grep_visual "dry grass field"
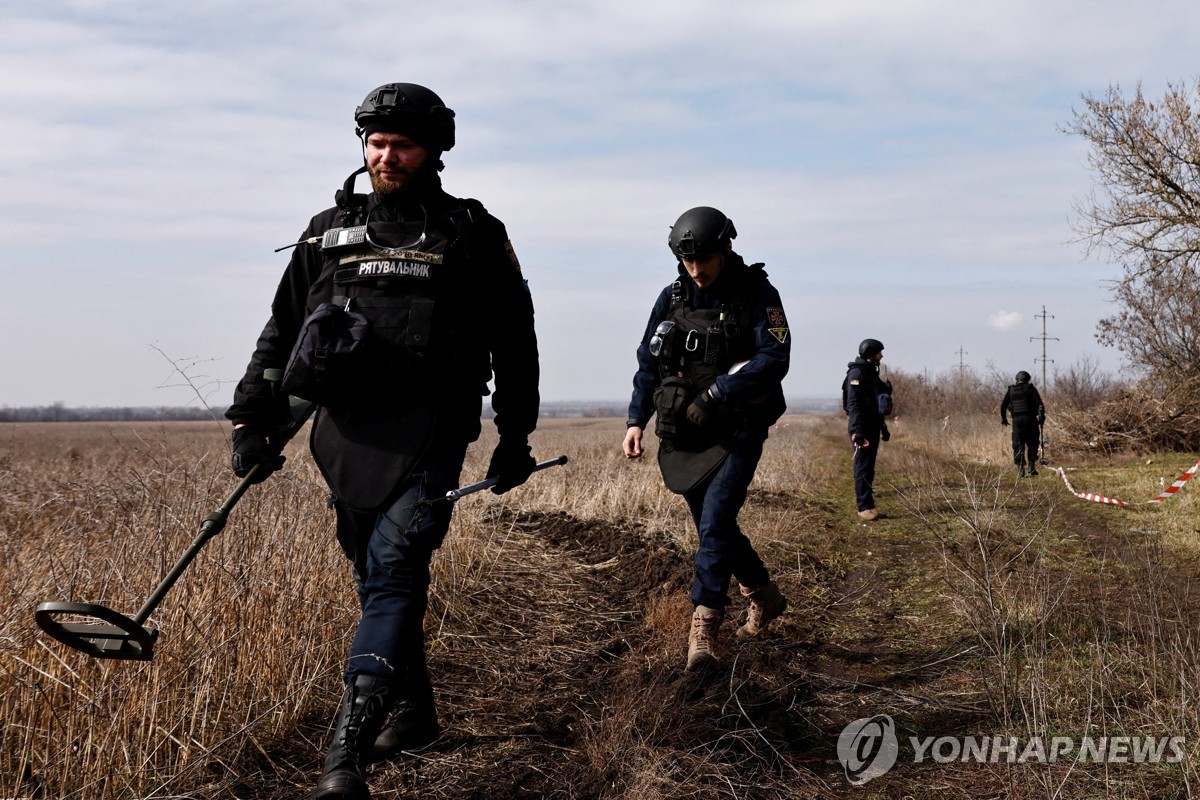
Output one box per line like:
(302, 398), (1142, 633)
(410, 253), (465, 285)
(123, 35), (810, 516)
(2, 412), (1199, 798)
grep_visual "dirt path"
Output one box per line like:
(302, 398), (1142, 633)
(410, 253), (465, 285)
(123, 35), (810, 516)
(255, 417), (1193, 799)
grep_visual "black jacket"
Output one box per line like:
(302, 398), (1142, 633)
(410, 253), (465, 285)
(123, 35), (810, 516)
(227, 174), (539, 445)
(845, 357), (885, 437)
(1001, 383), (1044, 423)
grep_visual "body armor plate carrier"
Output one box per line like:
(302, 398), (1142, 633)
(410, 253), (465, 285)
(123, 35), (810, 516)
(292, 177), (482, 511)
(652, 276), (756, 493)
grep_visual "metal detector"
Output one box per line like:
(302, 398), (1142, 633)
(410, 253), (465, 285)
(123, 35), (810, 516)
(35, 420), (568, 660)
(35, 396), (316, 661)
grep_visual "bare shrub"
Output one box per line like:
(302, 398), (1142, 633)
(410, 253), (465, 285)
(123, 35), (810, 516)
(1053, 375), (1200, 453)
(1047, 355), (1126, 412)
(886, 365), (1008, 423)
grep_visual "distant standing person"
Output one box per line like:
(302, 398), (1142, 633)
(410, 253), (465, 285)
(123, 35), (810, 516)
(1001, 370), (1045, 477)
(844, 338), (890, 520)
(622, 206), (790, 672)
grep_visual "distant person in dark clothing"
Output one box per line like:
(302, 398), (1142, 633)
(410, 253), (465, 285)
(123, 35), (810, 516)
(1001, 371), (1045, 477)
(844, 338), (890, 520)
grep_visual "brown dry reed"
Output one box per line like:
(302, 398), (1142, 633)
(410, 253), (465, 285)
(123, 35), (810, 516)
(3, 413), (1199, 799)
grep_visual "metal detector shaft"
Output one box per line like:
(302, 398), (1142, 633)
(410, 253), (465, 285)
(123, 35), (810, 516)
(129, 466), (261, 625)
(35, 398), (316, 660)
(444, 454), (568, 501)
(134, 399), (317, 622)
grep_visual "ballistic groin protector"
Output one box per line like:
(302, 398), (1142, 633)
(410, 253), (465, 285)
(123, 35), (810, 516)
(311, 404), (436, 511)
(658, 429), (730, 494)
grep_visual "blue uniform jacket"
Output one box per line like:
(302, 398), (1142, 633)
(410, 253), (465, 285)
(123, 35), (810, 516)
(627, 254), (789, 430)
(845, 357), (885, 437)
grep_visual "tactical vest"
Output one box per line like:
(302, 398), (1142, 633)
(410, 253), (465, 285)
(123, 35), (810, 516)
(651, 265), (771, 494)
(299, 181), (486, 400)
(654, 274), (758, 385)
(651, 274), (758, 442)
(298, 172), (487, 511)
(1008, 383), (1031, 415)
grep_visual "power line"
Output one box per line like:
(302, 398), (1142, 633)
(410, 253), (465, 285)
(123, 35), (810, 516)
(955, 345), (968, 377)
(1030, 305), (1059, 387)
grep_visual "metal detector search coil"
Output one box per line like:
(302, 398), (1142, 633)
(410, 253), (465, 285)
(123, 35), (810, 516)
(36, 601), (159, 660)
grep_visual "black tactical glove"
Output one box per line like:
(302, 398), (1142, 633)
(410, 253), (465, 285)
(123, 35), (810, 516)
(487, 437), (536, 495)
(231, 426), (286, 484)
(686, 390), (718, 428)
(881, 425), (891, 442)
(1001, 418), (1009, 427)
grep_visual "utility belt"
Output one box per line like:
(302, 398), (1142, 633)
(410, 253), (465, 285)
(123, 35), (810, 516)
(652, 374), (747, 443)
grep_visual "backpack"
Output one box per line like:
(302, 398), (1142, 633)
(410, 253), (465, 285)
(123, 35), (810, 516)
(842, 374), (894, 417)
(877, 381), (894, 417)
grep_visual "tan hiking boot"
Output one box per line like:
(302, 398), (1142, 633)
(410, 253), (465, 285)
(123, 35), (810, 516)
(687, 605), (723, 671)
(736, 581), (788, 640)
(858, 508), (880, 521)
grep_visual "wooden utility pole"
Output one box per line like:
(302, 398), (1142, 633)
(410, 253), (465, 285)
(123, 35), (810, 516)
(1030, 305), (1059, 388)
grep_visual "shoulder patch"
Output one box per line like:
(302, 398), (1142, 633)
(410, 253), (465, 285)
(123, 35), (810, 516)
(849, 379), (861, 386)
(504, 240), (522, 273)
(766, 306), (788, 343)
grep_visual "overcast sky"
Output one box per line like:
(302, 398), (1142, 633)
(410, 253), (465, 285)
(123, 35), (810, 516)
(3, 0), (1197, 409)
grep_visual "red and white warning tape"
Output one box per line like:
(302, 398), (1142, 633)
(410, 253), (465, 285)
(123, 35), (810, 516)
(1052, 461), (1200, 506)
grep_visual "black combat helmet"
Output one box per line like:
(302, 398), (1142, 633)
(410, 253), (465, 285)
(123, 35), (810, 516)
(1015, 371), (1031, 382)
(859, 339), (885, 359)
(354, 83), (456, 153)
(668, 206), (737, 259)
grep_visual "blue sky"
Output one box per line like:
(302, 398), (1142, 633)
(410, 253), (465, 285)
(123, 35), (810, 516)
(2, 0), (1196, 409)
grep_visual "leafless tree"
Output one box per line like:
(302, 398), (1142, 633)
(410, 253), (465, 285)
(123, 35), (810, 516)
(1047, 355), (1124, 412)
(1067, 80), (1200, 275)
(1051, 80), (1200, 451)
(1095, 258), (1200, 376)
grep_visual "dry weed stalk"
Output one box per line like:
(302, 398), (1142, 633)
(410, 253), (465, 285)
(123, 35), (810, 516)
(892, 451), (1064, 730)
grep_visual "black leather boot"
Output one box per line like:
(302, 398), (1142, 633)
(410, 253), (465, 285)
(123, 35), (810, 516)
(372, 651), (439, 761)
(314, 674), (394, 800)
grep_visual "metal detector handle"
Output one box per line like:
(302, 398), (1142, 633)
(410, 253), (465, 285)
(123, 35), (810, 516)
(445, 454), (568, 501)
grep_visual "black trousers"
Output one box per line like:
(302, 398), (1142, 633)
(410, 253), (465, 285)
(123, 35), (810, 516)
(1011, 416), (1040, 468)
(853, 431), (880, 511)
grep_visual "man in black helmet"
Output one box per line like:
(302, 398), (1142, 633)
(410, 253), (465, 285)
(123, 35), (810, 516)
(623, 206), (790, 672)
(845, 338), (890, 521)
(226, 83), (540, 800)
(1001, 371), (1045, 477)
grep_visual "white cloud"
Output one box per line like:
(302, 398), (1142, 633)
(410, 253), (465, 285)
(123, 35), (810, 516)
(989, 311), (1025, 331)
